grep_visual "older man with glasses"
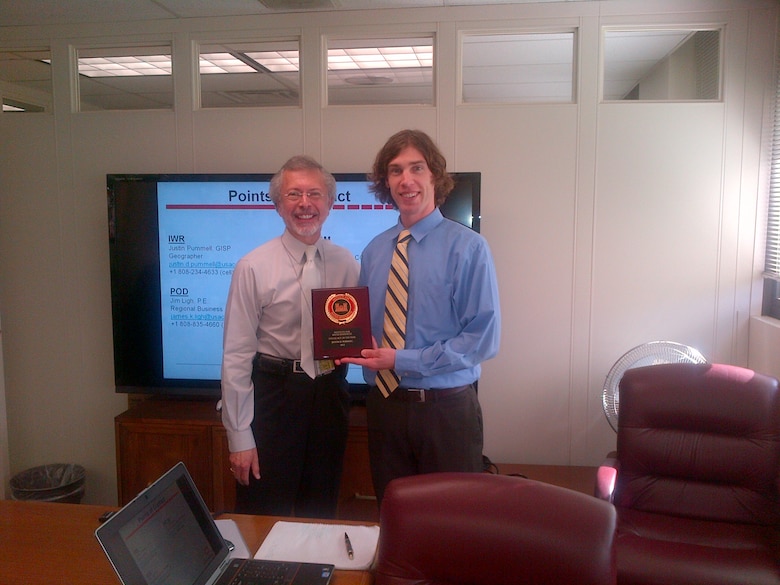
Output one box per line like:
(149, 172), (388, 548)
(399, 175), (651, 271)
(221, 155), (359, 518)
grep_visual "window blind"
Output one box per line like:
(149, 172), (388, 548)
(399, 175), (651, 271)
(764, 43), (780, 280)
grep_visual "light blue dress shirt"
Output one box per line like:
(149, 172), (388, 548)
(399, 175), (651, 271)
(359, 208), (501, 389)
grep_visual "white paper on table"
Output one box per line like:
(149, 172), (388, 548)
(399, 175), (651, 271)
(254, 521), (380, 570)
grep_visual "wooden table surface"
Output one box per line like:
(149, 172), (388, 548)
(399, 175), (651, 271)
(0, 499), (373, 585)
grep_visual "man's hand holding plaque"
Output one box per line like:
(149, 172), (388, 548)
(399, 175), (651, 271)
(311, 287), (372, 359)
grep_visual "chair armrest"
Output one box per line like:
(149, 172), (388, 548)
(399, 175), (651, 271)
(595, 451), (619, 503)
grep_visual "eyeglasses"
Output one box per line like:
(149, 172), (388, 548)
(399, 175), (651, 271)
(283, 190), (326, 202)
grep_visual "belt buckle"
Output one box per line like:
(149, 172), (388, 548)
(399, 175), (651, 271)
(408, 388), (426, 403)
(292, 360), (305, 374)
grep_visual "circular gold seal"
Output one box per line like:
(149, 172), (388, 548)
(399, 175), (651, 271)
(325, 292), (358, 325)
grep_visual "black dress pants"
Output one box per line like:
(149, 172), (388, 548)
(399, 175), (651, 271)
(366, 383), (484, 506)
(234, 366), (350, 518)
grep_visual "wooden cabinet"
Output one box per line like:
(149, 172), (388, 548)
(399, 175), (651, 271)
(115, 399), (235, 512)
(337, 407), (378, 522)
(115, 399), (377, 520)
(115, 400), (595, 520)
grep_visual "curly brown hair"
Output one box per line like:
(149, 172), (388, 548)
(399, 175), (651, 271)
(368, 129), (455, 208)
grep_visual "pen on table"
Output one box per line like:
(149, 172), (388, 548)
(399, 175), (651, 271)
(344, 531), (354, 560)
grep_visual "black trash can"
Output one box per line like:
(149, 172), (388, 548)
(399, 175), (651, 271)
(10, 463), (85, 503)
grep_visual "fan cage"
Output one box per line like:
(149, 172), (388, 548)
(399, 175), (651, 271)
(602, 341), (707, 432)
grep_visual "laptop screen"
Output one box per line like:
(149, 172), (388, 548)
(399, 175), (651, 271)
(97, 463), (229, 585)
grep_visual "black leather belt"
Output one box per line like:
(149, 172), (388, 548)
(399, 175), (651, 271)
(254, 353), (306, 375)
(253, 353), (346, 378)
(388, 384), (471, 403)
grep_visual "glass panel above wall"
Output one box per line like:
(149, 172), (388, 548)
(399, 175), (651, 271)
(0, 48), (52, 113)
(461, 31), (576, 104)
(199, 40), (300, 108)
(326, 36), (434, 106)
(76, 45), (173, 111)
(603, 29), (721, 101)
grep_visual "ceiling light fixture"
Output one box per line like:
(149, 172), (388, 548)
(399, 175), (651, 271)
(76, 44), (432, 78)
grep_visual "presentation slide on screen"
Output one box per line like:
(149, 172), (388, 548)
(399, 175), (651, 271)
(157, 180), (397, 382)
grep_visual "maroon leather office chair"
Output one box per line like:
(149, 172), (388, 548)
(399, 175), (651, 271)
(375, 472), (617, 585)
(596, 362), (780, 585)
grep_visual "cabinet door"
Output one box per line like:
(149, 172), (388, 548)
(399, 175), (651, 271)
(116, 421), (213, 507)
(337, 424), (378, 521)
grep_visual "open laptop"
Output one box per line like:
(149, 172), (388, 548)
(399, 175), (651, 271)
(96, 462), (334, 585)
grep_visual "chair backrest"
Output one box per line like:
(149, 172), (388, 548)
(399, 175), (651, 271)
(615, 362), (780, 525)
(374, 472), (616, 585)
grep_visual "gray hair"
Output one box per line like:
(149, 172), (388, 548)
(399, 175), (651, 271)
(269, 155), (336, 206)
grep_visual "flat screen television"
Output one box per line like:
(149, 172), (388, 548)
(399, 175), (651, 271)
(107, 171), (481, 400)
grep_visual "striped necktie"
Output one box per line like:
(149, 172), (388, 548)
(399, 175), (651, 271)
(376, 229), (412, 397)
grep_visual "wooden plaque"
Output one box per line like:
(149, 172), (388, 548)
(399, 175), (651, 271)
(312, 286), (372, 359)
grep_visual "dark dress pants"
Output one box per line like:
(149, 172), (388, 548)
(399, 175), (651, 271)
(366, 383), (484, 506)
(235, 367), (350, 518)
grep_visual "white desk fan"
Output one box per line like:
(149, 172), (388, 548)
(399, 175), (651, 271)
(602, 341), (707, 432)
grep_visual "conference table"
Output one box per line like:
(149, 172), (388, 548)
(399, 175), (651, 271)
(0, 499), (374, 585)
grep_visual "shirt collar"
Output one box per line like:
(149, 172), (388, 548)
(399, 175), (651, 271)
(396, 207), (443, 243)
(281, 229), (320, 262)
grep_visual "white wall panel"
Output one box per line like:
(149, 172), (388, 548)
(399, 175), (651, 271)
(321, 107), (438, 172)
(588, 102), (727, 458)
(0, 116), (79, 490)
(456, 105), (579, 464)
(193, 109), (305, 173)
(71, 112), (179, 502)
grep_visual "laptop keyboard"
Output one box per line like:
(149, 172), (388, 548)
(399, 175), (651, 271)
(228, 559), (296, 585)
